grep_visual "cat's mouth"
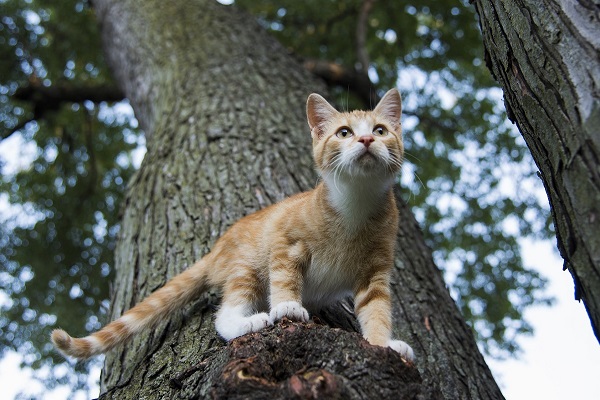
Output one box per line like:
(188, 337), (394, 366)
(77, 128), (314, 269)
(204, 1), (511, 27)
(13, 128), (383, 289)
(355, 149), (381, 168)
(357, 146), (379, 160)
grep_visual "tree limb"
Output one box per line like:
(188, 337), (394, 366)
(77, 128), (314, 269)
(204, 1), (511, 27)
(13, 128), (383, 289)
(13, 81), (124, 110)
(356, 0), (376, 73)
(473, 0), (600, 342)
(2, 81), (125, 141)
(2, 117), (35, 141)
(303, 59), (377, 106)
(100, 319), (423, 400)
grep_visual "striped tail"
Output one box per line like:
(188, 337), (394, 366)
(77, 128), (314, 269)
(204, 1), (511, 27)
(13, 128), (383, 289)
(51, 259), (209, 359)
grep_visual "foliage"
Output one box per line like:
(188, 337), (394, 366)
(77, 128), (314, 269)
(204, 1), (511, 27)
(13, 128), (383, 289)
(0, 0), (140, 396)
(0, 0), (553, 394)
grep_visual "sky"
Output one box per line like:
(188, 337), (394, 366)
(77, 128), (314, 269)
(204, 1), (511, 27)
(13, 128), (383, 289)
(487, 239), (600, 399)
(1, 126), (599, 399)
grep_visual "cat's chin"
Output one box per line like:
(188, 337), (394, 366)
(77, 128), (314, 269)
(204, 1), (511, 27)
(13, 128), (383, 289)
(351, 155), (395, 176)
(345, 168), (396, 183)
(356, 152), (379, 167)
(357, 151), (377, 160)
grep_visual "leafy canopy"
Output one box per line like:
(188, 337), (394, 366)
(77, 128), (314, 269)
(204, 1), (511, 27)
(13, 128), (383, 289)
(0, 0), (140, 394)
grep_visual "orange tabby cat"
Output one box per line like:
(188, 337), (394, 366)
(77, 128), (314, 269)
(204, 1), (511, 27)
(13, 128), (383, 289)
(51, 88), (414, 361)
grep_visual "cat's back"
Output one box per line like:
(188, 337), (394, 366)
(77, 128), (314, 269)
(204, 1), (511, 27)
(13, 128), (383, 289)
(214, 188), (317, 252)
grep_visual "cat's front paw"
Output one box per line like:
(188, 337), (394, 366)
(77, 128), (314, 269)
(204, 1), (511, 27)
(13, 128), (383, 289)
(242, 312), (272, 334)
(387, 339), (415, 362)
(216, 311), (272, 340)
(270, 301), (310, 323)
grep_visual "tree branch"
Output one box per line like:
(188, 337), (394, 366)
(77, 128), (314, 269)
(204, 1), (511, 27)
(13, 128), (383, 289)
(2, 117), (35, 141)
(14, 81), (124, 110)
(101, 319), (423, 399)
(356, 0), (376, 73)
(2, 81), (125, 141)
(303, 59), (377, 107)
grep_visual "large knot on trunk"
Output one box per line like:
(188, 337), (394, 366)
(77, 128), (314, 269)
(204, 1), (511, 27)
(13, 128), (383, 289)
(211, 319), (422, 399)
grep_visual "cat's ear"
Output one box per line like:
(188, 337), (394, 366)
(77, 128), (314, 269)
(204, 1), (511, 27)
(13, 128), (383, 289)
(373, 89), (402, 127)
(306, 93), (338, 138)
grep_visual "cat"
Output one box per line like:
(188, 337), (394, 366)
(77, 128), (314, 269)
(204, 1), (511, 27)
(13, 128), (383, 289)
(51, 88), (415, 362)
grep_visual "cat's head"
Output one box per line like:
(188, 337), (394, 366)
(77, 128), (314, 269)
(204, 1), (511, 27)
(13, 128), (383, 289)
(306, 89), (404, 180)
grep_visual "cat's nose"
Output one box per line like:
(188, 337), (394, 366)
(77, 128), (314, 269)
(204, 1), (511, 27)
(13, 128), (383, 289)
(358, 135), (374, 147)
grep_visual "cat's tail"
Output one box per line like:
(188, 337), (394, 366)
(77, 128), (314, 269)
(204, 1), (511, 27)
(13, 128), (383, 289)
(51, 258), (210, 359)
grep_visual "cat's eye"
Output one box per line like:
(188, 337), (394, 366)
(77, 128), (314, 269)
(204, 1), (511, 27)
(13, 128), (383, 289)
(336, 128), (354, 138)
(373, 125), (388, 136)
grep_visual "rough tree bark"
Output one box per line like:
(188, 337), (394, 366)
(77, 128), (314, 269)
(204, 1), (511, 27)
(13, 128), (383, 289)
(92, 0), (504, 398)
(473, 0), (600, 342)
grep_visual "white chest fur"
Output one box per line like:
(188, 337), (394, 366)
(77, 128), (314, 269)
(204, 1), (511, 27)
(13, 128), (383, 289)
(302, 252), (356, 309)
(323, 173), (395, 230)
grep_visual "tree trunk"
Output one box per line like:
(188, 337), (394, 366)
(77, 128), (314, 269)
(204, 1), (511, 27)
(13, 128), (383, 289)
(93, 0), (504, 398)
(472, 0), (600, 342)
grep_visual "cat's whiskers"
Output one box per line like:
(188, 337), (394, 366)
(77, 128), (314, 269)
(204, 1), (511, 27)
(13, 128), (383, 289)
(400, 152), (424, 203)
(322, 151), (347, 196)
(403, 150), (421, 164)
(388, 153), (404, 172)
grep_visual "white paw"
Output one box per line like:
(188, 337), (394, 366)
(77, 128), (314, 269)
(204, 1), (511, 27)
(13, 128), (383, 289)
(215, 307), (272, 340)
(387, 339), (415, 361)
(242, 312), (272, 334)
(269, 301), (310, 323)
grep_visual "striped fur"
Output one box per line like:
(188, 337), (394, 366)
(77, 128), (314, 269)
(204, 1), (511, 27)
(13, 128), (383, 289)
(52, 89), (414, 362)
